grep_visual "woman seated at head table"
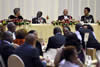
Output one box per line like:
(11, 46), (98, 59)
(8, 8), (23, 20)
(81, 7), (94, 23)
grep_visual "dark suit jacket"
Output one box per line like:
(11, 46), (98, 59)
(81, 15), (94, 23)
(36, 41), (43, 56)
(32, 17), (46, 24)
(58, 15), (72, 21)
(79, 28), (100, 49)
(0, 40), (15, 67)
(14, 43), (43, 67)
(46, 34), (65, 51)
(8, 15), (23, 19)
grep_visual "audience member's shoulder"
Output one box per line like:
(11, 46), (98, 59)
(1, 41), (15, 50)
(49, 36), (54, 39)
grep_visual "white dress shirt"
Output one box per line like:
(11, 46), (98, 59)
(75, 31), (82, 41)
(8, 31), (16, 40)
(64, 16), (68, 20)
(12, 32), (16, 40)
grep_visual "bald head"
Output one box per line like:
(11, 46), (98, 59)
(63, 9), (68, 16)
(7, 22), (16, 32)
(25, 34), (37, 46)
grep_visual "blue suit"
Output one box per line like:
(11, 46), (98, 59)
(14, 43), (44, 67)
(0, 40), (15, 67)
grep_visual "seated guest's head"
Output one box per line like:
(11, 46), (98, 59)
(0, 24), (6, 40)
(16, 29), (27, 39)
(25, 34), (37, 47)
(28, 30), (38, 40)
(14, 29), (27, 45)
(63, 26), (71, 36)
(84, 7), (90, 15)
(2, 31), (13, 43)
(37, 11), (43, 18)
(62, 46), (78, 62)
(53, 27), (62, 35)
(65, 33), (81, 52)
(13, 8), (20, 16)
(75, 23), (82, 31)
(0, 24), (6, 32)
(7, 22), (16, 33)
(63, 9), (68, 16)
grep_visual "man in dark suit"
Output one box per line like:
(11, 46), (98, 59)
(58, 9), (72, 21)
(79, 26), (100, 50)
(0, 31), (15, 67)
(14, 34), (44, 67)
(28, 30), (43, 56)
(7, 22), (16, 40)
(32, 11), (46, 24)
(46, 27), (65, 51)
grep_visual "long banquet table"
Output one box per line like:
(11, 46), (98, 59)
(16, 24), (100, 43)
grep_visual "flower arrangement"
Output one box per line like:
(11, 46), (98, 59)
(0, 19), (31, 26)
(96, 20), (100, 25)
(51, 19), (79, 27)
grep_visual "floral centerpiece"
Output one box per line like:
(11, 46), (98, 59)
(51, 19), (79, 27)
(0, 19), (31, 26)
(96, 20), (100, 25)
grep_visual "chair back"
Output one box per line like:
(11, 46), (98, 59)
(96, 51), (100, 67)
(96, 50), (100, 61)
(8, 54), (24, 67)
(0, 55), (5, 67)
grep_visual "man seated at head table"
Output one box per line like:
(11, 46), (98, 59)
(8, 8), (23, 20)
(58, 9), (72, 21)
(14, 34), (45, 67)
(81, 7), (94, 23)
(32, 11), (46, 24)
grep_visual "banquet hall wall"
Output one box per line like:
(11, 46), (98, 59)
(0, 0), (99, 22)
